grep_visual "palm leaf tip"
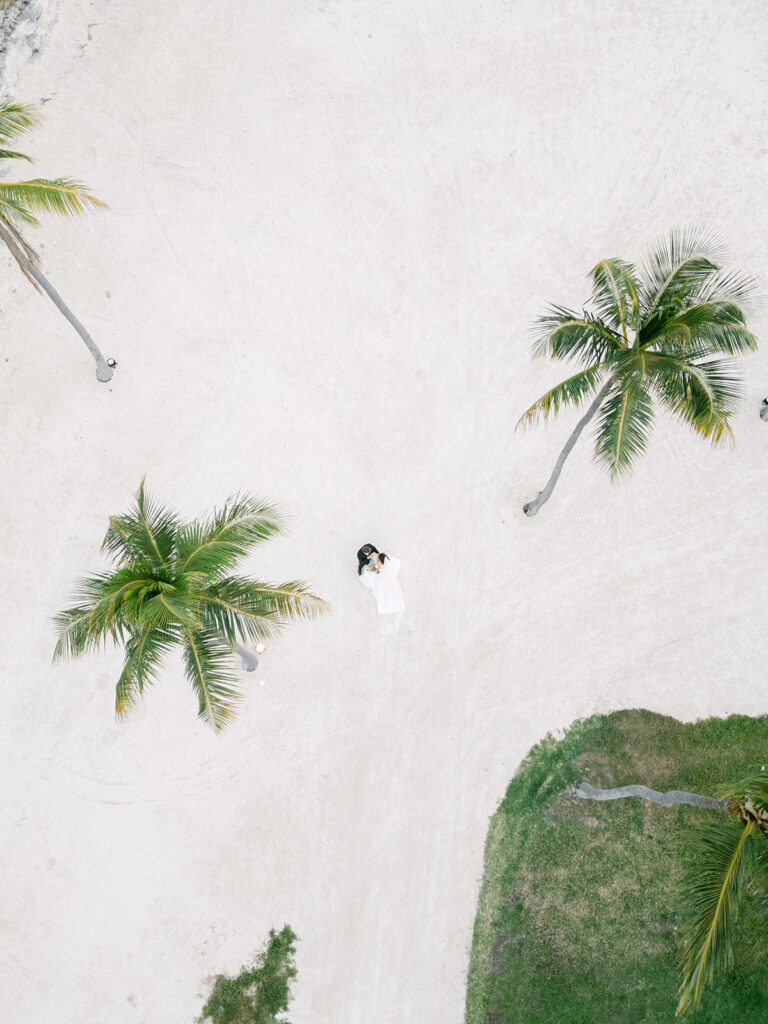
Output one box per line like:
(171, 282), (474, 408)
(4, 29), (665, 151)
(530, 306), (622, 365)
(275, 583), (329, 620)
(52, 602), (101, 661)
(588, 257), (640, 340)
(0, 101), (41, 142)
(202, 577), (328, 647)
(286, 589), (330, 620)
(0, 148), (33, 163)
(175, 493), (286, 575)
(102, 479), (182, 567)
(517, 364), (604, 430)
(646, 226), (726, 282)
(0, 178), (107, 217)
(641, 227), (729, 324)
(651, 297), (758, 357)
(696, 268), (761, 311)
(115, 680), (139, 720)
(648, 354), (741, 446)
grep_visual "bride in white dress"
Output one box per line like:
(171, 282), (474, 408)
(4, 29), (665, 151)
(357, 543), (405, 634)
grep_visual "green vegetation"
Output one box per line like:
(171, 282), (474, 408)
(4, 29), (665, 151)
(53, 480), (328, 730)
(0, 100), (112, 380)
(520, 229), (757, 515)
(465, 710), (768, 1023)
(197, 926), (297, 1024)
(678, 767), (768, 1015)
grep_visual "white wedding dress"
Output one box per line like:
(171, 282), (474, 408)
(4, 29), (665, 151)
(360, 555), (405, 633)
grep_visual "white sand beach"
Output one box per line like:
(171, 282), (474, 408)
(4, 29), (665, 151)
(2, 1), (768, 1021)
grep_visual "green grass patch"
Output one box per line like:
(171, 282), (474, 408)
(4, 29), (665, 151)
(197, 925), (297, 1024)
(465, 710), (768, 1023)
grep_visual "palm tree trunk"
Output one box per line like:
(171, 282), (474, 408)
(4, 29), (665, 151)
(24, 259), (113, 382)
(574, 781), (727, 812)
(234, 642), (259, 672)
(523, 380), (613, 517)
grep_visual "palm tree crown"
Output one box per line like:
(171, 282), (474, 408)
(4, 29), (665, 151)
(520, 229), (758, 514)
(0, 100), (104, 251)
(53, 482), (328, 730)
(677, 768), (768, 1015)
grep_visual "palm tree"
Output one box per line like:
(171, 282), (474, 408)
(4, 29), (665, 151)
(677, 769), (768, 1016)
(0, 100), (112, 381)
(519, 229), (758, 516)
(53, 481), (328, 730)
(575, 769), (768, 1015)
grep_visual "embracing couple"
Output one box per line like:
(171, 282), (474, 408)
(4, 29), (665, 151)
(356, 543), (405, 635)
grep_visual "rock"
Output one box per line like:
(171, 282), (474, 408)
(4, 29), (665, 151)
(0, 0), (45, 99)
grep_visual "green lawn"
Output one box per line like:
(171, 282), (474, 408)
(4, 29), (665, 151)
(465, 710), (768, 1024)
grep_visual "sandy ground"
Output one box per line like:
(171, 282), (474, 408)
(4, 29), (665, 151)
(2, 2), (768, 1022)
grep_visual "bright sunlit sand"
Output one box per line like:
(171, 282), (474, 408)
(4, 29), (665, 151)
(2, 2), (768, 1022)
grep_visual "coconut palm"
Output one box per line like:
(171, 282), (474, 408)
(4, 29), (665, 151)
(520, 229), (758, 516)
(53, 481), (328, 730)
(576, 768), (768, 1015)
(677, 769), (768, 1015)
(0, 100), (112, 381)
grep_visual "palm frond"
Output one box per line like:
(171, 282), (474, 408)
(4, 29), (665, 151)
(52, 604), (103, 661)
(671, 303), (756, 356)
(0, 101), (40, 143)
(718, 771), (768, 805)
(517, 364), (604, 429)
(54, 567), (158, 660)
(0, 194), (39, 226)
(644, 300), (757, 357)
(677, 818), (755, 1015)
(692, 267), (759, 308)
(175, 494), (285, 576)
(640, 227), (724, 322)
(0, 178), (106, 217)
(646, 354), (740, 443)
(115, 626), (177, 718)
(85, 564), (197, 632)
(182, 628), (242, 731)
(530, 306), (622, 365)
(53, 566), (127, 645)
(101, 515), (146, 564)
(102, 479), (181, 567)
(90, 563), (157, 607)
(202, 576), (329, 645)
(0, 148), (32, 163)
(138, 588), (201, 630)
(589, 258), (640, 341)
(592, 374), (654, 479)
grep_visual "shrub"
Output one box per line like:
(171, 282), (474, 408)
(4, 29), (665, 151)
(197, 926), (298, 1024)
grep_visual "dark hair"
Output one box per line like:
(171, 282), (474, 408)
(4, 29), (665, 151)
(357, 543), (387, 575)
